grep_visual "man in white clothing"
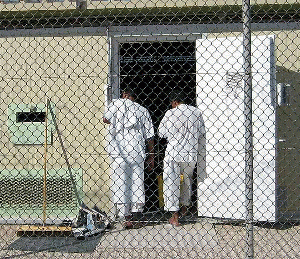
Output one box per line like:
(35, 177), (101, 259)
(103, 88), (154, 227)
(158, 90), (205, 226)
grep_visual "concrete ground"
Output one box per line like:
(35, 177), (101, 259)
(0, 216), (300, 259)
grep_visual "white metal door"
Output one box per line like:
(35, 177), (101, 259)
(196, 35), (276, 221)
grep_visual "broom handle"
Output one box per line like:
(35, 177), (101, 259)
(47, 100), (82, 207)
(43, 100), (49, 225)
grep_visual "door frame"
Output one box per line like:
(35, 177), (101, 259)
(108, 24), (204, 102)
(107, 24), (204, 210)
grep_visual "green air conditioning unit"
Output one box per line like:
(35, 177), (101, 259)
(0, 168), (83, 221)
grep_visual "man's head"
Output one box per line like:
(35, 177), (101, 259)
(169, 90), (184, 108)
(122, 87), (136, 101)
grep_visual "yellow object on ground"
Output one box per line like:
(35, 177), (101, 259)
(17, 225), (73, 237)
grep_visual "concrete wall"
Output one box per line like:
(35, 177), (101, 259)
(0, 35), (112, 216)
(275, 31), (300, 219)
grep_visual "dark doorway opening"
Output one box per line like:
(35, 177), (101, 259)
(119, 41), (197, 212)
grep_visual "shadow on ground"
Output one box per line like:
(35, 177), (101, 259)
(212, 218), (300, 230)
(5, 234), (102, 254)
(254, 221), (300, 230)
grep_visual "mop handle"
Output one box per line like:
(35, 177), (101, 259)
(47, 100), (82, 207)
(43, 99), (48, 225)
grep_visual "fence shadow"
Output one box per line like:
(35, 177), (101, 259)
(5, 234), (102, 254)
(254, 221), (300, 230)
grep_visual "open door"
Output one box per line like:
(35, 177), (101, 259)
(119, 41), (197, 212)
(196, 35), (277, 221)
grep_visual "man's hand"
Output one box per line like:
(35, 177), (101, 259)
(103, 117), (110, 124)
(145, 155), (154, 172)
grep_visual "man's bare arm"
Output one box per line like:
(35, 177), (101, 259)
(103, 117), (110, 124)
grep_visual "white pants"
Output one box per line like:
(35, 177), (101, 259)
(111, 156), (145, 217)
(163, 160), (196, 212)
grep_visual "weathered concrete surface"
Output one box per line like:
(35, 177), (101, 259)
(0, 219), (299, 258)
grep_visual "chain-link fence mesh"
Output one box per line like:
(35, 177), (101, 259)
(0, 0), (300, 258)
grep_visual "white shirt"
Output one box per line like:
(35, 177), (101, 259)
(158, 104), (205, 163)
(104, 99), (154, 161)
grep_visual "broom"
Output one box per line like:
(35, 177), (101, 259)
(17, 99), (73, 236)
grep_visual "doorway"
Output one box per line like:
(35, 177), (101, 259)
(119, 41), (196, 212)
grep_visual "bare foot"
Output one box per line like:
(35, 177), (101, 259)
(169, 212), (181, 227)
(180, 206), (188, 218)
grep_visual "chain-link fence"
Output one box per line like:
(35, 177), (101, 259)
(0, 0), (300, 258)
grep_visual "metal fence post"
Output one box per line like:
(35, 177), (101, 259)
(243, 0), (254, 258)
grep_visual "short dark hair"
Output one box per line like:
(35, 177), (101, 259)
(122, 87), (136, 98)
(169, 90), (185, 103)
